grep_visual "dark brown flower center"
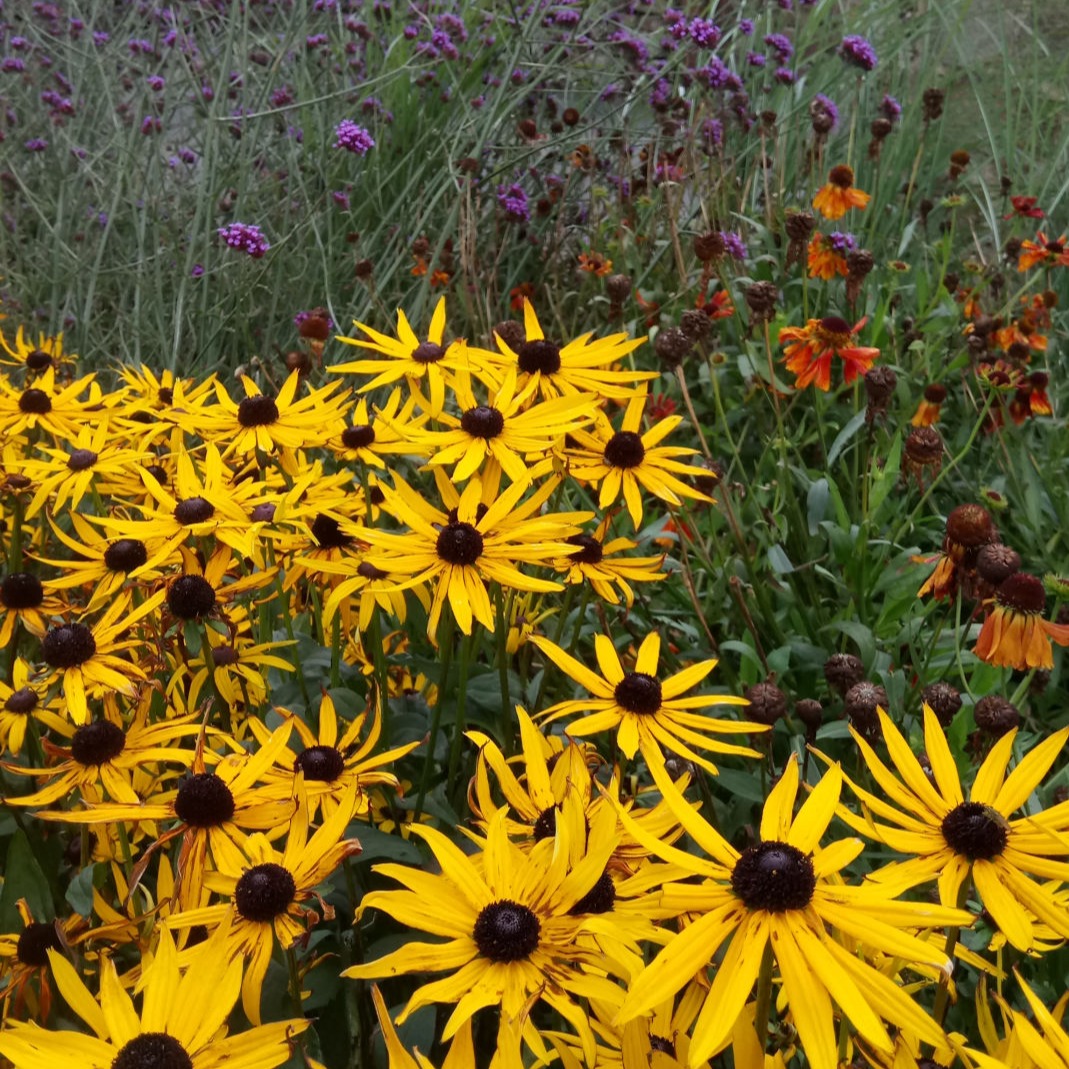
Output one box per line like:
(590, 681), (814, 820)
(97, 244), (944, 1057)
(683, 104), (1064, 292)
(995, 573), (1046, 615)
(731, 841), (816, 911)
(16, 921), (62, 966)
(70, 720), (126, 766)
(517, 339), (562, 375)
(357, 560), (389, 580)
(173, 496), (214, 525)
(532, 806), (557, 841)
(42, 622), (96, 668)
(212, 645), (240, 666)
(436, 521), (483, 566)
(294, 744), (346, 782)
(614, 672), (662, 714)
(411, 341), (445, 364)
(67, 448), (98, 471)
(1, 572), (43, 610)
(604, 431), (645, 469)
(310, 512), (353, 549)
(5, 687), (38, 714)
(342, 424), (376, 449)
(569, 870), (616, 915)
(174, 773), (236, 827)
(237, 395), (280, 427)
(566, 533), (603, 565)
(473, 900), (540, 961)
(829, 164), (855, 188)
(941, 802), (1008, 860)
(235, 863), (297, 922)
(26, 349), (53, 371)
(819, 315), (852, 335)
(18, 388), (51, 414)
(104, 539), (149, 574)
(167, 575), (216, 619)
(460, 405), (505, 440)
(111, 1032), (193, 1069)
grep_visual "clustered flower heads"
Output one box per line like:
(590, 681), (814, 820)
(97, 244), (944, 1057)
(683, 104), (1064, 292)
(216, 222), (271, 258)
(333, 118), (375, 155)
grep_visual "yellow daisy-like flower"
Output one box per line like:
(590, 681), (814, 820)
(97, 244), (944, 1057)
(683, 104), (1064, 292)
(343, 807), (632, 1065)
(532, 630), (759, 775)
(485, 299), (653, 401)
(616, 755), (972, 1069)
(565, 392), (714, 528)
(0, 570), (64, 645)
(0, 925), (308, 1069)
(0, 658), (67, 757)
(0, 325), (75, 376)
(833, 704), (1069, 951)
(329, 386), (430, 468)
(36, 588), (166, 724)
(358, 474), (586, 641)
(970, 973), (1069, 1069)
(0, 367), (100, 441)
(330, 296), (491, 414)
(414, 367), (593, 486)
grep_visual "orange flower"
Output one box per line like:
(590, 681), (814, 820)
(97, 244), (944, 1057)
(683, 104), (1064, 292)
(806, 234), (850, 279)
(698, 287), (734, 319)
(778, 315), (879, 391)
(974, 573), (1069, 671)
(578, 251), (613, 276)
(812, 165), (870, 220)
(1028, 371), (1053, 416)
(509, 282), (535, 311)
(911, 383), (947, 426)
(1017, 232), (1069, 271)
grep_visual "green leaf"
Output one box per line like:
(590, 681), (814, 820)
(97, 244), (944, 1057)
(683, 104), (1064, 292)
(65, 863), (102, 917)
(827, 410), (868, 467)
(807, 478), (829, 535)
(767, 544), (794, 575)
(867, 431), (903, 519)
(0, 830), (54, 929)
(348, 824), (423, 865)
(825, 620), (876, 666)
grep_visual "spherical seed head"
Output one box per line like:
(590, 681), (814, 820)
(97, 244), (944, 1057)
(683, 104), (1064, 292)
(294, 744), (346, 782)
(864, 366), (897, 407)
(101, 539), (148, 575)
(694, 231), (726, 262)
(922, 683), (962, 727)
(517, 338), (562, 375)
(605, 273), (632, 302)
(680, 308), (714, 342)
(603, 431), (645, 469)
(843, 681), (887, 735)
(924, 383), (948, 404)
(6, 687), (37, 714)
(237, 395), (280, 427)
(494, 320), (526, 351)
(70, 720), (126, 766)
(111, 1033), (193, 1069)
(745, 281), (778, 321)
(785, 210), (815, 241)
(745, 681), (788, 725)
(950, 149), (970, 168)
(795, 698), (823, 730)
(905, 426), (943, 466)
(995, 572), (1046, 614)
(1, 572), (43, 610)
(941, 801), (1008, 860)
(568, 870), (616, 915)
(250, 503), (276, 523)
(829, 164), (855, 189)
(167, 575), (216, 620)
(945, 504), (995, 548)
(66, 448), (98, 471)
(42, 622), (96, 668)
(435, 521), (483, 566)
(565, 534), (603, 565)
(473, 900), (540, 961)
(731, 841), (816, 911)
(823, 652), (865, 696)
(16, 921), (62, 966)
(614, 672), (662, 715)
(460, 405), (505, 440)
(174, 773), (236, 827)
(654, 326), (693, 369)
(173, 496), (215, 525)
(342, 424), (376, 449)
(235, 863), (296, 922)
(870, 117), (892, 140)
(411, 340), (445, 365)
(923, 87), (945, 121)
(18, 388), (51, 414)
(976, 544), (1021, 586)
(973, 695), (1020, 737)
(310, 513), (352, 549)
(846, 248), (875, 278)
(297, 312), (331, 342)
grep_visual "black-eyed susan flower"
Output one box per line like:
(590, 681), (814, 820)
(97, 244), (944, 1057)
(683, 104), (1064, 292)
(532, 630), (759, 775)
(0, 367), (100, 441)
(779, 316), (880, 391)
(552, 515), (666, 606)
(0, 325), (75, 377)
(36, 588), (166, 724)
(331, 296), (488, 415)
(813, 165), (871, 220)
(974, 572), (1069, 671)
(0, 898), (85, 1021)
(0, 924), (308, 1069)
(0, 658), (66, 757)
(564, 392), (714, 528)
(169, 778), (361, 1023)
(344, 807), (632, 1065)
(162, 545), (275, 627)
(414, 367), (593, 486)
(835, 704), (1069, 951)
(969, 973), (1069, 1069)
(0, 570), (62, 645)
(357, 474), (584, 641)
(329, 387), (430, 469)
(616, 755), (971, 1069)
(484, 298), (653, 401)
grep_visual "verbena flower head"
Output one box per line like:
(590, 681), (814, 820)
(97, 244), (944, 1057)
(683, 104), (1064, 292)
(333, 118), (375, 154)
(217, 222), (270, 258)
(839, 34), (877, 71)
(497, 183), (529, 223)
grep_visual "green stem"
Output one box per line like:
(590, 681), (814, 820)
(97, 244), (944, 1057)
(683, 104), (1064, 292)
(752, 940), (776, 1055)
(933, 881), (971, 1027)
(447, 630), (474, 802)
(495, 588), (514, 748)
(415, 612), (456, 817)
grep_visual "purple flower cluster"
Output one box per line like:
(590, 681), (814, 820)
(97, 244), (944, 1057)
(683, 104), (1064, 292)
(764, 33), (793, 60)
(217, 222), (270, 258)
(828, 231), (857, 253)
(812, 93), (839, 131)
(333, 119), (375, 155)
(721, 230), (747, 260)
(497, 183), (529, 223)
(839, 34), (877, 71)
(880, 94), (902, 123)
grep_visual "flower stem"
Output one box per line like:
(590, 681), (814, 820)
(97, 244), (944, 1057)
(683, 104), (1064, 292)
(753, 940), (776, 1055)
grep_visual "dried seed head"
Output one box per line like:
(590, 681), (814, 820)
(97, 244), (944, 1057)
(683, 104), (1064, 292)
(795, 698), (823, 732)
(976, 543), (1021, 586)
(605, 273), (632, 303)
(694, 231), (726, 262)
(922, 682), (962, 727)
(922, 88), (945, 122)
(945, 504), (996, 548)
(745, 281), (778, 326)
(745, 681), (788, 726)
(973, 695), (1019, 737)
(823, 652), (865, 696)
(904, 426), (944, 466)
(653, 327), (693, 370)
(843, 681), (887, 738)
